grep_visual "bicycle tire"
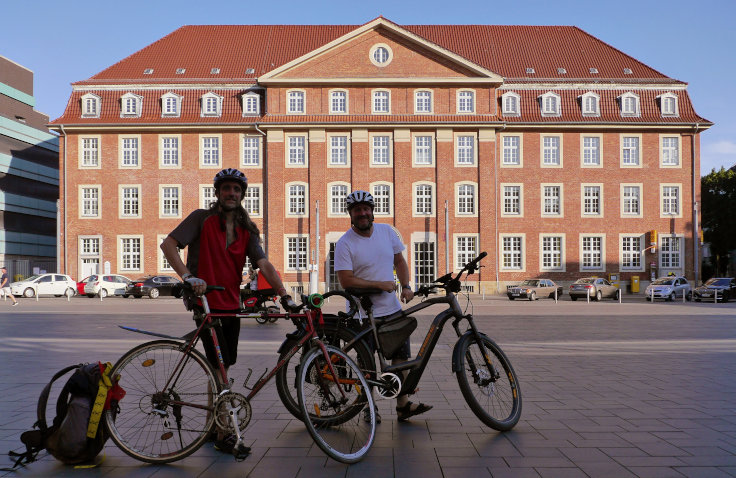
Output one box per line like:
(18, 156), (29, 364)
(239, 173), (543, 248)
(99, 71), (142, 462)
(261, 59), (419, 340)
(297, 345), (375, 463)
(455, 333), (522, 431)
(104, 340), (219, 464)
(275, 323), (375, 420)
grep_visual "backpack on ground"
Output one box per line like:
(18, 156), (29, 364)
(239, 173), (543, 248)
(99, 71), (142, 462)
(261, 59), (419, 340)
(6, 362), (125, 470)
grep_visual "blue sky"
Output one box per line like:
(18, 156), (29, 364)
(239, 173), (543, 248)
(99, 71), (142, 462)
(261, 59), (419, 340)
(4, 0), (734, 175)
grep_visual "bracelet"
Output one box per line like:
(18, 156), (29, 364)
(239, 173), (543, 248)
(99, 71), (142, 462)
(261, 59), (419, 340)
(402, 285), (412, 290)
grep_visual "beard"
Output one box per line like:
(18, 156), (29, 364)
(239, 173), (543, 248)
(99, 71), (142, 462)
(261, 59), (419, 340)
(351, 212), (374, 232)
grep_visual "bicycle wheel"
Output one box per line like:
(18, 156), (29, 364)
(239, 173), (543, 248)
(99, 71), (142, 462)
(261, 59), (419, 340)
(455, 333), (522, 431)
(297, 345), (375, 463)
(104, 340), (219, 463)
(275, 323), (375, 419)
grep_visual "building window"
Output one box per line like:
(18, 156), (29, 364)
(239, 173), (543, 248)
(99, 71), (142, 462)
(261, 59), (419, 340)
(242, 92), (260, 115)
(541, 136), (561, 166)
(661, 236), (681, 269)
(121, 137), (139, 167)
(456, 135), (475, 165)
(542, 185), (561, 216)
(330, 90), (347, 114)
(330, 184), (348, 215)
(456, 236), (478, 270)
(287, 135), (307, 166)
(158, 235), (177, 271)
(81, 137), (99, 167)
(242, 136), (260, 167)
(622, 185), (641, 215)
(457, 90), (474, 113)
(161, 186), (180, 217)
(414, 135), (433, 166)
(583, 185), (601, 215)
(81, 94), (100, 118)
(581, 92), (599, 116)
(372, 90), (390, 114)
(287, 236), (308, 270)
(415, 90), (432, 113)
(243, 185), (260, 216)
(329, 135), (348, 165)
(81, 187), (99, 217)
(121, 186), (140, 217)
(415, 183), (434, 215)
(541, 236), (563, 271)
(288, 184), (306, 215)
(582, 136), (601, 166)
(161, 136), (180, 167)
(619, 92), (640, 116)
(503, 185), (521, 215)
(501, 236), (523, 270)
(287, 90), (305, 114)
(502, 92), (520, 116)
(621, 236), (642, 270)
(581, 236), (603, 270)
(414, 241), (436, 286)
(371, 135), (391, 165)
(201, 93), (222, 117)
(622, 136), (640, 166)
(457, 183), (476, 215)
(372, 183), (391, 215)
(540, 92), (560, 116)
(120, 237), (141, 270)
(661, 136), (680, 166)
(662, 185), (680, 216)
(502, 135), (521, 166)
(161, 93), (181, 117)
(201, 136), (220, 167)
(370, 44), (393, 66)
(201, 186), (216, 209)
(81, 237), (100, 255)
(121, 93), (142, 117)
(659, 93), (678, 117)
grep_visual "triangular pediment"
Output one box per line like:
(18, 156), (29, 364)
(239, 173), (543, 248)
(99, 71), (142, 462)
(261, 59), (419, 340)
(259, 18), (503, 85)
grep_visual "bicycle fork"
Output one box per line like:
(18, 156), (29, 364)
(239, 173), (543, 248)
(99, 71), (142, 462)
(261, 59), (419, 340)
(453, 316), (499, 387)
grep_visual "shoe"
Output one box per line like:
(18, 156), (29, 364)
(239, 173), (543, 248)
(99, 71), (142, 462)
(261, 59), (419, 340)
(396, 401), (433, 422)
(214, 434), (251, 458)
(12, 302), (18, 307)
(363, 407), (381, 424)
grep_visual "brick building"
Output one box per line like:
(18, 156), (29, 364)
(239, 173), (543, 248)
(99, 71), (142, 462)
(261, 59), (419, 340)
(49, 18), (711, 293)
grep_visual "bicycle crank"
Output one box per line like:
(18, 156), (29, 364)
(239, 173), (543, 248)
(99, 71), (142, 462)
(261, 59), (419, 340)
(214, 392), (252, 433)
(376, 372), (402, 399)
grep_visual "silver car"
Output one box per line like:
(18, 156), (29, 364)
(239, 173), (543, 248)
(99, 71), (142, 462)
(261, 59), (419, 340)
(569, 277), (620, 301)
(645, 276), (692, 301)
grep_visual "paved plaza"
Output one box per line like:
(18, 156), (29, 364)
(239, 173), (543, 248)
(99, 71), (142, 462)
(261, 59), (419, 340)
(1, 293), (735, 477)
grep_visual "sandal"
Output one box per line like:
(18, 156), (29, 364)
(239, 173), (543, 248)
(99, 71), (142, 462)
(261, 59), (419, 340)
(396, 401), (433, 422)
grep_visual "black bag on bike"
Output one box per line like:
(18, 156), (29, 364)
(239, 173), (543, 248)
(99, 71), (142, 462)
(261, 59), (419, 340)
(6, 362), (124, 469)
(377, 316), (417, 360)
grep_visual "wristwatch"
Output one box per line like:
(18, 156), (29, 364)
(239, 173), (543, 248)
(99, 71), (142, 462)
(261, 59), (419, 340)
(402, 284), (412, 290)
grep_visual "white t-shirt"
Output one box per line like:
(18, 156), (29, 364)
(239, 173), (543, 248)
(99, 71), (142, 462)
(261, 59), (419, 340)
(334, 223), (404, 317)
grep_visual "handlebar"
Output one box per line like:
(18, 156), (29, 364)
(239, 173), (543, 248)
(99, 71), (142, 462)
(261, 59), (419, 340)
(415, 251), (487, 298)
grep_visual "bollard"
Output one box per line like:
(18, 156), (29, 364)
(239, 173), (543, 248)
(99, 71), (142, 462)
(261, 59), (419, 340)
(35, 284), (39, 302)
(714, 290), (718, 304)
(650, 288), (654, 303)
(554, 288), (558, 303)
(683, 290), (686, 303)
(619, 289), (622, 304)
(586, 287), (590, 303)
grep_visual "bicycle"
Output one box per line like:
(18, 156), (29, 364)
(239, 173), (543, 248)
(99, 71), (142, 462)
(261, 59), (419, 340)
(240, 287), (279, 323)
(103, 284), (376, 464)
(281, 252), (522, 431)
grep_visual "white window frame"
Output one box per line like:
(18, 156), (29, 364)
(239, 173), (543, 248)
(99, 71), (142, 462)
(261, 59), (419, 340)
(371, 89), (391, 114)
(580, 234), (605, 272)
(79, 236), (101, 275)
(199, 134), (222, 168)
(287, 89), (306, 114)
(79, 185), (101, 219)
(370, 133), (393, 167)
(158, 234), (183, 272)
(243, 183), (262, 217)
(658, 92), (679, 117)
(329, 89), (348, 114)
(327, 133), (350, 167)
(79, 136), (101, 168)
(539, 92), (561, 117)
(539, 234), (565, 272)
(285, 133), (308, 168)
(660, 234), (683, 271)
(455, 133), (477, 166)
(327, 182), (350, 217)
(414, 89), (433, 114)
(200, 185), (217, 209)
(581, 184), (603, 217)
(240, 134), (262, 168)
(580, 134), (602, 168)
(454, 234), (479, 271)
(81, 93), (100, 118)
(159, 184), (182, 219)
(119, 184), (141, 219)
(499, 234), (525, 271)
(370, 182), (393, 217)
(660, 184), (682, 218)
(369, 43), (393, 67)
(501, 91), (520, 117)
(161, 92), (182, 117)
(499, 133), (523, 167)
(540, 134), (563, 167)
(501, 183), (523, 217)
(620, 134), (642, 168)
(621, 184), (643, 218)
(285, 235), (309, 271)
(120, 93), (143, 118)
(456, 89), (475, 114)
(455, 182), (478, 217)
(286, 182), (308, 217)
(201, 92), (223, 117)
(413, 181), (435, 217)
(159, 134), (182, 168)
(619, 234), (645, 272)
(242, 91), (261, 116)
(412, 133), (435, 167)
(660, 135), (681, 168)
(118, 235), (143, 272)
(619, 92), (640, 117)
(580, 92), (600, 116)
(541, 183), (563, 217)
(119, 134), (141, 168)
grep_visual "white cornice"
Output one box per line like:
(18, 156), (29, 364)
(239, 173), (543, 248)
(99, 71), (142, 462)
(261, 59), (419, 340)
(72, 83), (260, 91)
(500, 83), (688, 91)
(262, 77), (501, 85)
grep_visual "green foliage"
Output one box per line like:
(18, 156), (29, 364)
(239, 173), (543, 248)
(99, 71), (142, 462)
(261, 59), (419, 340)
(701, 167), (736, 271)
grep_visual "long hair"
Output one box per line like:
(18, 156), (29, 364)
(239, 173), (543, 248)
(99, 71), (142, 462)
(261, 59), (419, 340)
(209, 198), (260, 237)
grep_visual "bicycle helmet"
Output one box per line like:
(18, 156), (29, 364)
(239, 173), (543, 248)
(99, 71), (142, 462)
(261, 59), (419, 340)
(345, 190), (374, 211)
(213, 168), (248, 191)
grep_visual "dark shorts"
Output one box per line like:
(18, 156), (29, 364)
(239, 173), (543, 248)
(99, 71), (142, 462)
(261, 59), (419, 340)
(193, 309), (240, 368)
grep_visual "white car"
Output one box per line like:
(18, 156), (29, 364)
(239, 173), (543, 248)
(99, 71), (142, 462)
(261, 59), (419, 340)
(83, 274), (132, 298)
(645, 276), (692, 301)
(10, 274), (77, 298)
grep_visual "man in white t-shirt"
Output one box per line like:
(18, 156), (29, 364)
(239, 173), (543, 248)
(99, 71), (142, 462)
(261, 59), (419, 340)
(334, 190), (432, 423)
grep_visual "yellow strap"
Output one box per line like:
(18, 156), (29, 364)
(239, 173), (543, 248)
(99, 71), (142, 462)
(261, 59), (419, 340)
(87, 362), (113, 439)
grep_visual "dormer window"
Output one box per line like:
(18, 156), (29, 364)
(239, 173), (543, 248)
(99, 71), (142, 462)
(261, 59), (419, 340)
(330, 90), (348, 114)
(81, 93), (101, 118)
(201, 92), (223, 117)
(501, 92), (521, 117)
(242, 91), (261, 116)
(120, 93), (143, 118)
(539, 92), (561, 117)
(619, 92), (640, 117)
(658, 92), (679, 117)
(580, 92), (600, 116)
(287, 90), (305, 114)
(161, 92), (183, 117)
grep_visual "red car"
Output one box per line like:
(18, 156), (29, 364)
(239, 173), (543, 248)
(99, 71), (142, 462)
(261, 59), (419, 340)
(76, 276), (93, 295)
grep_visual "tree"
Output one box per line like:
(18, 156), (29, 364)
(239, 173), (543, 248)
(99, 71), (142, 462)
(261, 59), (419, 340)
(701, 167), (736, 276)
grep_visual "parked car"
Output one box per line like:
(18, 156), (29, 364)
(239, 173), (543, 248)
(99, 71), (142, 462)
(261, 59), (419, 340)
(693, 277), (735, 302)
(76, 276), (93, 295)
(569, 277), (620, 301)
(84, 274), (133, 298)
(125, 275), (182, 299)
(507, 279), (564, 301)
(10, 274), (77, 298)
(645, 276), (692, 301)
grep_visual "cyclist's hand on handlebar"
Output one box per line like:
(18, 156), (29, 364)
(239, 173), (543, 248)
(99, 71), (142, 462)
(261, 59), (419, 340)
(185, 276), (207, 296)
(280, 295), (300, 312)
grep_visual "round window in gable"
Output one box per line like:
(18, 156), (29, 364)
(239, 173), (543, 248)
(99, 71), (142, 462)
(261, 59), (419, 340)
(369, 44), (393, 67)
